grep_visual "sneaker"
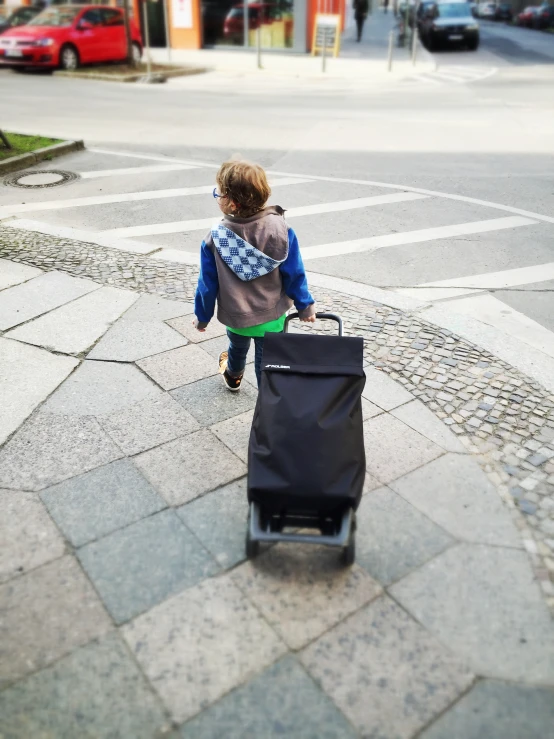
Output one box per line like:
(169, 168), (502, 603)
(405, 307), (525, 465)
(219, 351), (242, 392)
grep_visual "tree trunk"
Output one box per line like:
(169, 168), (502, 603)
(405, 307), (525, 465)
(124, 0), (134, 66)
(0, 130), (12, 149)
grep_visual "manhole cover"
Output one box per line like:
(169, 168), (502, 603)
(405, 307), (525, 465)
(4, 169), (79, 189)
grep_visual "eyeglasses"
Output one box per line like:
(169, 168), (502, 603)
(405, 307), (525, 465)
(213, 187), (222, 199)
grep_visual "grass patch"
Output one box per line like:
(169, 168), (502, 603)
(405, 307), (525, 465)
(0, 132), (62, 161)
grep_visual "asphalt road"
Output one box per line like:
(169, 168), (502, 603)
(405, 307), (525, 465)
(1, 18), (553, 356)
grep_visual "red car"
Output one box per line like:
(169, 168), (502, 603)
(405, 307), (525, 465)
(0, 4), (142, 70)
(515, 5), (540, 25)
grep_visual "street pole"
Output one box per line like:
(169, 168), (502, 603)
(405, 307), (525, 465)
(124, 0), (133, 65)
(256, 25), (262, 69)
(411, 20), (418, 64)
(142, 0), (152, 78)
(387, 29), (394, 70)
(162, 0), (171, 63)
(321, 27), (327, 73)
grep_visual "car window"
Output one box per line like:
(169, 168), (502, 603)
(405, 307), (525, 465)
(80, 9), (103, 26)
(101, 8), (124, 26)
(436, 3), (471, 17)
(28, 7), (81, 26)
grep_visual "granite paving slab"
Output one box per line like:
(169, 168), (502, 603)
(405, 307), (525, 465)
(0, 270), (99, 331)
(231, 544), (382, 650)
(0, 336), (79, 445)
(197, 334), (238, 360)
(391, 399), (467, 453)
(0, 257), (42, 290)
(243, 363), (258, 387)
(0, 489), (65, 583)
(41, 458), (165, 547)
(179, 655), (358, 739)
(362, 366), (414, 411)
(42, 359), (162, 416)
(0, 555), (112, 687)
(362, 398), (384, 420)
(390, 454), (521, 548)
(78, 509), (218, 624)
(122, 293), (193, 321)
(363, 470), (382, 493)
(0, 633), (169, 739)
(87, 318), (188, 361)
(422, 679), (554, 739)
(134, 428), (247, 506)
(300, 596), (474, 739)
(210, 410), (254, 463)
(0, 412), (123, 492)
(390, 544), (554, 683)
(122, 574), (287, 723)
(6, 285), (137, 354)
(99, 393), (200, 455)
(171, 374), (258, 426)
(177, 478), (248, 569)
(168, 314), (227, 343)
(363, 413), (445, 484)
(356, 486), (453, 585)
(137, 344), (217, 390)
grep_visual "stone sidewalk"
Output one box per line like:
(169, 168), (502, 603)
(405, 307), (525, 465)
(1, 252), (554, 738)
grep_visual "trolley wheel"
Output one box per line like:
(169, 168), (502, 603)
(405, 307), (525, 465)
(342, 534), (356, 566)
(245, 530), (260, 559)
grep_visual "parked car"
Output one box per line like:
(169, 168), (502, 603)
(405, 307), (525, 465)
(420, 0), (479, 50)
(0, 5), (142, 70)
(515, 5), (540, 25)
(223, 3), (281, 44)
(533, 3), (554, 27)
(494, 2), (513, 20)
(477, 2), (496, 18)
(0, 5), (43, 35)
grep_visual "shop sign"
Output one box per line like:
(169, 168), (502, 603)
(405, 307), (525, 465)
(172, 0), (192, 28)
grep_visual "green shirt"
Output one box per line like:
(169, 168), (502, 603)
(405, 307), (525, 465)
(227, 313), (286, 338)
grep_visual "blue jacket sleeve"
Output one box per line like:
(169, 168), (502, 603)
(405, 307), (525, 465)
(279, 228), (315, 317)
(194, 240), (219, 327)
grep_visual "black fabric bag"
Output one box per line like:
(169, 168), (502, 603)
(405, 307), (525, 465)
(248, 330), (366, 515)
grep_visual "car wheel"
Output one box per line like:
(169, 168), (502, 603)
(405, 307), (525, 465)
(59, 44), (79, 71)
(131, 42), (142, 65)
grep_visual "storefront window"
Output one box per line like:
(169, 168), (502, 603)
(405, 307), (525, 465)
(201, 0), (294, 49)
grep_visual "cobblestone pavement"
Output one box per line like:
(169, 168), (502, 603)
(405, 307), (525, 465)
(2, 225), (553, 606)
(1, 231), (554, 737)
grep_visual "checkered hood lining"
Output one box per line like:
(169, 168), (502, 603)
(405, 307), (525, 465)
(211, 224), (288, 283)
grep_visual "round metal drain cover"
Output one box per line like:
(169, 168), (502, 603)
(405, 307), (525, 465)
(4, 169), (79, 189)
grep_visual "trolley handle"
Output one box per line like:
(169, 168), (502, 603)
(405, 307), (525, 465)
(284, 312), (343, 337)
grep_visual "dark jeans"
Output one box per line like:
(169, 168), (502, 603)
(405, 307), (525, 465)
(355, 14), (366, 41)
(227, 329), (282, 387)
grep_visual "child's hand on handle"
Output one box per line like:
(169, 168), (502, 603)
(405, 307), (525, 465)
(193, 318), (206, 333)
(301, 315), (316, 323)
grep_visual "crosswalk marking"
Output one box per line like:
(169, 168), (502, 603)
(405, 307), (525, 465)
(0, 177), (310, 218)
(300, 216), (537, 261)
(407, 65), (498, 87)
(79, 164), (199, 179)
(397, 262), (554, 301)
(444, 294), (554, 359)
(101, 192), (429, 239)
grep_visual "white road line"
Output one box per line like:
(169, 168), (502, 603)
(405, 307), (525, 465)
(101, 192), (429, 239)
(408, 75), (443, 86)
(0, 177), (310, 217)
(301, 216), (537, 261)
(89, 148), (219, 169)
(397, 262), (554, 301)
(429, 71), (469, 83)
(79, 148), (554, 225)
(444, 294), (554, 360)
(79, 164), (198, 179)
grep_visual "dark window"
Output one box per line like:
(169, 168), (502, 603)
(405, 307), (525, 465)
(80, 9), (103, 26)
(101, 8), (124, 26)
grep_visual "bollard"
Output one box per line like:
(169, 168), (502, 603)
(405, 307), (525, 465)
(411, 27), (418, 65)
(388, 30), (394, 71)
(321, 28), (328, 73)
(256, 25), (262, 69)
(162, 0), (171, 63)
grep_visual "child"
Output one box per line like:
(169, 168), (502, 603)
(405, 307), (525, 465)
(193, 158), (316, 390)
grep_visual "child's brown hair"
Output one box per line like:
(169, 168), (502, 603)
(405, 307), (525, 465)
(216, 158), (271, 218)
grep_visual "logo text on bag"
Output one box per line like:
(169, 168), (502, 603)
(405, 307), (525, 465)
(265, 364), (291, 369)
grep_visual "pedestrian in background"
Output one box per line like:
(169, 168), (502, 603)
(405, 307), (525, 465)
(353, 0), (369, 42)
(384, 0), (389, 13)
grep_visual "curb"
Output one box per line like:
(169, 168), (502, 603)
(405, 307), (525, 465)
(53, 67), (208, 83)
(0, 140), (84, 175)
